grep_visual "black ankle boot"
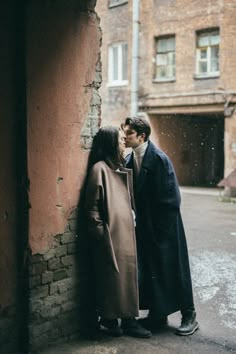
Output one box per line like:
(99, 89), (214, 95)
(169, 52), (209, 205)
(99, 318), (123, 337)
(122, 318), (152, 338)
(176, 310), (199, 336)
(138, 316), (168, 331)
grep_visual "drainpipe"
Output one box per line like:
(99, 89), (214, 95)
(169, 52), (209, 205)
(130, 0), (140, 116)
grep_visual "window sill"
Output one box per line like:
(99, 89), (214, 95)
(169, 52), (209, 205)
(153, 77), (176, 83)
(194, 73), (220, 80)
(107, 81), (128, 87)
(108, 1), (128, 8)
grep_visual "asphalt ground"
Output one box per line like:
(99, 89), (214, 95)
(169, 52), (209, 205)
(39, 188), (236, 354)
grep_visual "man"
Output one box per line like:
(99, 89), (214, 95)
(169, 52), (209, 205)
(122, 117), (199, 336)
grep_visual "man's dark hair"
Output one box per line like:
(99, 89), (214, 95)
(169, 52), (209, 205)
(88, 126), (125, 170)
(123, 117), (151, 141)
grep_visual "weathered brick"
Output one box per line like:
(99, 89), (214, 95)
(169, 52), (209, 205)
(44, 290), (75, 308)
(42, 271), (53, 285)
(53, 269), (68, 282)
(61, 232), (77, 244)
(43, 248), (56, 261)
(40, 305), (61, 319)
(30, 285), (49, 300)
(61, 255), (75, 266)
(48, 258), (60, 270)
(57, 278), (73, 294)
(55, 245), (67, 257)
(49, 283), (58, 295)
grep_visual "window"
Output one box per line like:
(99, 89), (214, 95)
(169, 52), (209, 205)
(196, 29), (220, 77)
(109, 0), (128, 8)
(108, 43), (128, 85)
(155, 36), (176, 81)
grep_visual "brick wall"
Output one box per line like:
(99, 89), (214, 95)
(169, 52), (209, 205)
(97, 0), (236, 186)
(97, 0), (132, 126)
(28, 209), (80, 350)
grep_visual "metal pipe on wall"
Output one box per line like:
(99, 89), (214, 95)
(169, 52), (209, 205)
(131, 0), (140, 116)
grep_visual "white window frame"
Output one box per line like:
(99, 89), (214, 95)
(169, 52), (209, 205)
(108, 42), (128, 86)
(154, 35), (176, 82)
(195, 29), (220, 78)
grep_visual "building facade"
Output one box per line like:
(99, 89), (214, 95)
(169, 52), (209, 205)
(97, 0), (236, 188)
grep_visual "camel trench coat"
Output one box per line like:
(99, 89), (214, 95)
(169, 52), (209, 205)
(85, 161), (139, 319)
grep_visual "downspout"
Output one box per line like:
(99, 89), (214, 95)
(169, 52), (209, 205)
(130, 0), (140, 116)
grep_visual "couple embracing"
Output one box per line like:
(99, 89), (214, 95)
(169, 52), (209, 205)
(83, 117), (199, 338)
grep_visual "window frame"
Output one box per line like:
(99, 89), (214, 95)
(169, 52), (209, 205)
(153, 35), (176, 83)
(108, 42), (128, 87)
(195, 28), (220, 79)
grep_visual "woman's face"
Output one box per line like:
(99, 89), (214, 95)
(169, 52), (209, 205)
(118, 130), (126, 155)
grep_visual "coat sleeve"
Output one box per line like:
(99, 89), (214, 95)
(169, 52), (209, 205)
(84, 166), (105, 240)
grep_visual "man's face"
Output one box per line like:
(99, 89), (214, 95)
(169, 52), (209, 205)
(118, 130), (126, 155)
(123, 125), (145, 149)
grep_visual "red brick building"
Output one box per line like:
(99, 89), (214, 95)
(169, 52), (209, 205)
(97, 0), (236, 189)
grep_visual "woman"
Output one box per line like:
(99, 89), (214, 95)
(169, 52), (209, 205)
(84, 126), (151, 338)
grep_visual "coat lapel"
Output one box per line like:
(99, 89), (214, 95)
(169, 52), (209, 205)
(125, 153), (134, 169)
(126, 142), (156, 196)
(136, 141), (155, 195)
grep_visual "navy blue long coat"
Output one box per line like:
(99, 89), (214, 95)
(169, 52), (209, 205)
(126, 141), (194, 317)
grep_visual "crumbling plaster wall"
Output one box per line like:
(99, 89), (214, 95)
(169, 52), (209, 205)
(27, 1), (102, 254)
(26, 1), (102, 350)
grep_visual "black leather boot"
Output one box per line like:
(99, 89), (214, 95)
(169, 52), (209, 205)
(138, 316), (168, 331)
(99, 318), (123, 337)
(122, 318), (152, 338)
(176, 310), (199, 336)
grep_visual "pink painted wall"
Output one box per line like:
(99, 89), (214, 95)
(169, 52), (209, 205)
(27, 3), (101, 254)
